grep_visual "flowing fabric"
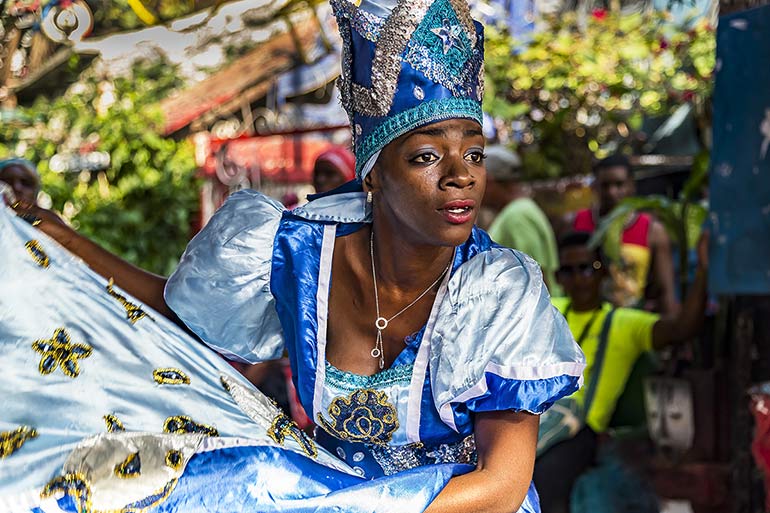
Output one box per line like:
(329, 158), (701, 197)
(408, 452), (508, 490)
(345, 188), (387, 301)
(0, 204), (466, 513)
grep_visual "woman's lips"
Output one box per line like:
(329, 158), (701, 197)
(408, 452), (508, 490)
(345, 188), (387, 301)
(438, 200), (476, 225)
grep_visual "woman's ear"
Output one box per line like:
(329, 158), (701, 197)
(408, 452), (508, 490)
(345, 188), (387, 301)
(363, 168), (378, 193)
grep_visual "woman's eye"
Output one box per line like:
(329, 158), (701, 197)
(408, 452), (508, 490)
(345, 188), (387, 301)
(465, 151), (485, 163)
(411, 153), (438, 164)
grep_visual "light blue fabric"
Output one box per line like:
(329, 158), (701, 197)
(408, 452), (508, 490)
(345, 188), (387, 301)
(0, 203), (486, 513)
(165, 190), (285, 364)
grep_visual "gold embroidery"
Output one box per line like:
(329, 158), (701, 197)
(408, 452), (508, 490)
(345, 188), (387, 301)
(32, 328), (92, 378)
(25, 239), (49, 268)
(165, 450), (183, 471)
(0, 426), (37, 458)
(104, 413), (126, 433)
(41, 472), (91, 512)
(115, 452), (142, 479)
(163, 415), (219, 437)
(153, 368), (191, 385)
(268, 412), (318, 458)
(122, 478), (178, 511)
(106, 278), (153, 324)
(317, 389), (399, 445)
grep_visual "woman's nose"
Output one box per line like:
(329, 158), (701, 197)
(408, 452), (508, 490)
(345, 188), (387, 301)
(440, 157), (475, 189)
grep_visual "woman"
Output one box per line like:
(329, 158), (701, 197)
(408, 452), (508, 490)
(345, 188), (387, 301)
(312, 145), (356, 194)
(3, 0), (584, 510)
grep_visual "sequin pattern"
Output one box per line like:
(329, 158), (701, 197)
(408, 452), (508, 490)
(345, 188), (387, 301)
(357, 98), (482, 168)
(163, 415), (219, 437)
(403, 0), (483, 97)
(370, 434), (477, 475)
(165, 450), (183, 471)
(317, 389), (399, 445)
(106, 278), (152, 324)
(32, 328), (93, 378)
(25, 239), (49, 268)
(104, 413), (126, 433)
(41, 473), (91, 513)
(267, 412), (318, 458)
(0, 426), (37, 458)
(153, 368), (191, 385)
(121, 478), (178, 511)
(114, 452), (142, 479)
(325, 362), (413, 392)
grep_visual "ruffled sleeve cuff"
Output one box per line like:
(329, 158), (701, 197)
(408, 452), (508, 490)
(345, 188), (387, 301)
(165, 190), (285, 363)
(429, 248), (585, 430)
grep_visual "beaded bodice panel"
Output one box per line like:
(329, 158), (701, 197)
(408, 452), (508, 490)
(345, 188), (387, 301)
(314, 332), (477, 478)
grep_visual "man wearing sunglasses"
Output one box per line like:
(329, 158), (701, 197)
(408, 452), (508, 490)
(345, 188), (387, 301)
(534, 230), (708, 513)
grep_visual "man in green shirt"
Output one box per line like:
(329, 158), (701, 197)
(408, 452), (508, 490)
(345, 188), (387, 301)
(534, 231), (708, 513)
(483, 145), (561, 293)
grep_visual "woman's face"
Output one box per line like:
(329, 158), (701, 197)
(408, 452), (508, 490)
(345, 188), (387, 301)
(0, 164), (40, 205)
(368, 118), (485, 248)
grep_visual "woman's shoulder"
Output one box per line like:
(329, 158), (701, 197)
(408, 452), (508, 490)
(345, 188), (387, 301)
(452, 226), (544, 298)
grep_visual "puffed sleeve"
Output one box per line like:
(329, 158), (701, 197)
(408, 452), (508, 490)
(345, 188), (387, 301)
(429, 248), (585, 429)
(164, 190), (285, 364)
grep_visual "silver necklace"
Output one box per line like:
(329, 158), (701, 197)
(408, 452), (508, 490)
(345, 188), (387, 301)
(369, 230), (452, 369)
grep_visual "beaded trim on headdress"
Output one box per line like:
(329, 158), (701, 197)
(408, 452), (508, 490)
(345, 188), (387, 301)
(332, 0), (485, 179)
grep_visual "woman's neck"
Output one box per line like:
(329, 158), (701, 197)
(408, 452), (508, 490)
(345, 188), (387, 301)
(369, 224), (454, 293)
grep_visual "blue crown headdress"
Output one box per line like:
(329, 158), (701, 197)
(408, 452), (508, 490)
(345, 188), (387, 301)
(331, 0), (485, 180)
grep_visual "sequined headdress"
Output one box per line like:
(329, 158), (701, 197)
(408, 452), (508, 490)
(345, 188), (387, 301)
(332, 0), (484, 180)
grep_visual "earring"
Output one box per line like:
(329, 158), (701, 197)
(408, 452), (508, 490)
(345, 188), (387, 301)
(366, 191), (373, 204)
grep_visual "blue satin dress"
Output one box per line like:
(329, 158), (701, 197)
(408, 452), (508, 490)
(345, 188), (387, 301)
(0, 187), (584, 513)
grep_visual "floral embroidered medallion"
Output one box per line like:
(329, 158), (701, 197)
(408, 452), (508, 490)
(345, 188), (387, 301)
(41, 473), (91, 512)
(163, 415), (219, 437)
(106, 278), (152, 324)
(114, 452), (142, 479)
(104, 413), (125, 433)
(165, 450), (184, 471)
(317, 389), (399, 445)
(32, 328), (92, 378)
(267, 412), (317, 458)
(153, 368), (191, 385)
(0, 426), (37, 458)
(25, 240), (49, 268)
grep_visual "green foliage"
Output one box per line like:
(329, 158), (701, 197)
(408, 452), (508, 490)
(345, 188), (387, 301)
(0, 58), (200, 275)
(484, 10), (716, 178)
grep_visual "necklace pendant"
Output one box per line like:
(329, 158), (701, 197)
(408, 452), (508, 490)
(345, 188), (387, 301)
(371, 347), (382, 358)
(375, 317), (388, 330)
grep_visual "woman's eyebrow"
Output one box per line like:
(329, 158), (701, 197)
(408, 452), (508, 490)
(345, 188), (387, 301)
(402, 127), (446, 142)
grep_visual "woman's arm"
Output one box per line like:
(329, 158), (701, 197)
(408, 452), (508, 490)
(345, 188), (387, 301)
(12, 202), (175, 321)
(425, 410), (540, 513)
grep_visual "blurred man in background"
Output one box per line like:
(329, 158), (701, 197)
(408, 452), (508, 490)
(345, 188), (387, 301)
(483, 145), (561, 293)
(573, 154), (678, 315)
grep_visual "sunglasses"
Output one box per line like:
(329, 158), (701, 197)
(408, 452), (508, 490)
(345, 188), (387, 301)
(556, 261), (602, 278)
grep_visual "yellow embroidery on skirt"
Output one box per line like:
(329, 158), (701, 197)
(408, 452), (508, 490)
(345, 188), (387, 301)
(153, 368), (191, 385)
(25, 239), (49, 268)
(106, 278), (153, 324)
(268, 412), (318, 458)
(41, 472), (91, 512)
(32, 328), (92, 378)
(0, 426), (37, 458)
(317, 389), (399, 445)
(114, 452), (142, 479)
(165, 450), (184, 471)
(163, 415), (219, 437)
(104, 413), (126, 433)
